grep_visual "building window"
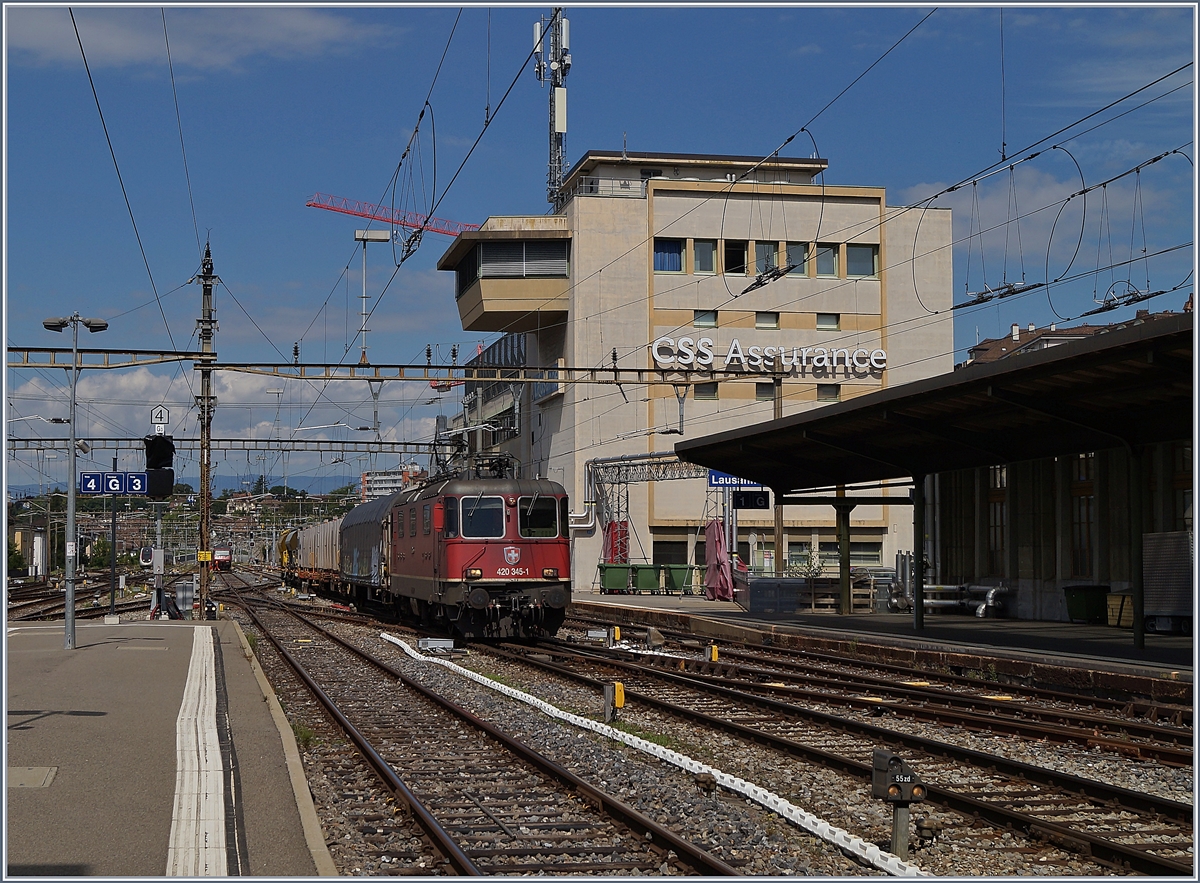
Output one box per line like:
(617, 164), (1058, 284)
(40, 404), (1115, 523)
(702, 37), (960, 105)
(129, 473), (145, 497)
(816, 384), (840, 402)
(694, 382), (719, 400)
(846, 244), (879, 277)
(693, 309), (718, 328)
(640, 168), (663, 179)
(478, 240), (569, 278)
(816, 312), (840, 331)
(1070, 453), (1095, 577)
(652, 540), (688, 565)
(693, 239), (716, 274)
(724, 240), (748, 274)
(653, 238), (684, 273)
(815, 244), (838, 277)
(849, 542), (883, 566)
(755, 311), (779, 329)
(1173, 443), (1192, 532)
(818, 541), (841, 570)
(987, 465), (1006, 575)
(754, 241), (777, 274)
(786, 242), (808, 275)
(755, 382), (775, 402)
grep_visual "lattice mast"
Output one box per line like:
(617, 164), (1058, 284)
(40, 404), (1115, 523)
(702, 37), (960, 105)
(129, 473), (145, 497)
(534, 9), (571, 209)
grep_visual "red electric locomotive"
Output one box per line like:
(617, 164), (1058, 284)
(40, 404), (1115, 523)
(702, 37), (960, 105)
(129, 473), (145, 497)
(211, 545), (233, 572)
(385, 477), (571, 639)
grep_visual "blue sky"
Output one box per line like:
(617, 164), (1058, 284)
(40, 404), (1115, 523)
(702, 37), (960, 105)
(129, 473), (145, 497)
(4, 4), (1195, 494)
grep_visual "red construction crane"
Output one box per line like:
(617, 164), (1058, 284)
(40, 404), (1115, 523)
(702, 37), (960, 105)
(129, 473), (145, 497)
(306, 192), (480, 237)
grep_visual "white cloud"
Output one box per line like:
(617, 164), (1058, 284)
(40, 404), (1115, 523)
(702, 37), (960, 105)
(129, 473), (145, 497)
(7, 7), (402, 72)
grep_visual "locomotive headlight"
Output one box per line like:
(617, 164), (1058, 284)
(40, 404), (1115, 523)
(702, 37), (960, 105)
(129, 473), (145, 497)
(542, 567), (559, 579)
(465, 568), (483, 580)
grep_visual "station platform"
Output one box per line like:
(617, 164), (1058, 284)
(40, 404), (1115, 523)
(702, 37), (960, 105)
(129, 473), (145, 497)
(573, 591), (1193, 699)
(6, 619), (336, 877)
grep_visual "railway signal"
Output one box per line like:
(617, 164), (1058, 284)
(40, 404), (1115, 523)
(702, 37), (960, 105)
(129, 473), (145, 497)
(871, 749), (926, 859)
(144, 434), (175, 500)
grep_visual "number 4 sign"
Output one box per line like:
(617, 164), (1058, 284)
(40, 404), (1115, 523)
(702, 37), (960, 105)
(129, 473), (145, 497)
(79, 472), (103, 495)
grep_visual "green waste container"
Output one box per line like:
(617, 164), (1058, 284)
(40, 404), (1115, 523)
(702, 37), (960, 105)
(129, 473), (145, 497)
(664, 565), (694, 594)
(599, 564), (632, 594)
(1063, 585), (1110, 624)
(631, 563), (662, 593)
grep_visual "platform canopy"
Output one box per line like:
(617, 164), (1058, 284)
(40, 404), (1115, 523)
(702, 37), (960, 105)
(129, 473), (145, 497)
(675, 312), (1193, 492)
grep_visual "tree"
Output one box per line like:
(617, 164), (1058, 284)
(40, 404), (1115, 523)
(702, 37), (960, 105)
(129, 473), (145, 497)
(89, 536), (111, 569)
(252, 475), (269, 495)
(8, 538), (25, 574)
(173, 483), (195, 495)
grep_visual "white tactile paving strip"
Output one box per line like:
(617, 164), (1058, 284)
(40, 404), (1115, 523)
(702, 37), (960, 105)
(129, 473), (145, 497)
(166, 628), (227, 876)
(383, 632), (926, 877)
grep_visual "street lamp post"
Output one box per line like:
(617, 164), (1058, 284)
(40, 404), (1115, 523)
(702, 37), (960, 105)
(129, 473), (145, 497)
(43, 312), (108, 650)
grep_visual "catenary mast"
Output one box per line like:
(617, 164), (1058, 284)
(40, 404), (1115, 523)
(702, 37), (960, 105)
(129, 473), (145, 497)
(192, 244), (219, 616)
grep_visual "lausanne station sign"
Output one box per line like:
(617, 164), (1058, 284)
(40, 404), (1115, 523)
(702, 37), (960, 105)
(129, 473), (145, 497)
(651, 336), (887, 374)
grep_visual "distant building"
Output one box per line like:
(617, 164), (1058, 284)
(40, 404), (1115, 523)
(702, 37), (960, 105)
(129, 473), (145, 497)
(439, 149), (954, 588)
(362, 465), (428, 501)
(957, 310), (1186, 368)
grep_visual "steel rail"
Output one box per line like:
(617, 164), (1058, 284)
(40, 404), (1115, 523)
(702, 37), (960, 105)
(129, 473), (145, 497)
(239, 602), (482, 876)
(285, 613), (741, 876)
(487, 643), (1194, 876)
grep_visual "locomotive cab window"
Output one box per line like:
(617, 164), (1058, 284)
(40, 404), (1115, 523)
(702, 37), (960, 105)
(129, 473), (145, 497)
(442, 498), (459, 537)
(461, 496), (505, 538)
(519, 496), (559, 538)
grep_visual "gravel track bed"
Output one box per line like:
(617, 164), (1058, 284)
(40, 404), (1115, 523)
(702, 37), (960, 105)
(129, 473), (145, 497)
(231, 611), (449, 876)
(355, 624), (1188, 877)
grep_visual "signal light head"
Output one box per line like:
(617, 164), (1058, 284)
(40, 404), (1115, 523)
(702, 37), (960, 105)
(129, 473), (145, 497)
(911, 784), (926, 801)
(887, 784), (901, 799)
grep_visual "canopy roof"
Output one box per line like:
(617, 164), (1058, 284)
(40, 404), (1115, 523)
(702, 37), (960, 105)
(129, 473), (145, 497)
(675, 312), (1193, 492)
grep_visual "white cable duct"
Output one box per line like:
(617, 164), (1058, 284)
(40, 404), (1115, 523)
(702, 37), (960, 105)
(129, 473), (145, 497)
(381, 633), (926, 877)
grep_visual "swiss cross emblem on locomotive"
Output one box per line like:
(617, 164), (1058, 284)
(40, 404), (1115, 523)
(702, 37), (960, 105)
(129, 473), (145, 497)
(504, 546), (521, 565)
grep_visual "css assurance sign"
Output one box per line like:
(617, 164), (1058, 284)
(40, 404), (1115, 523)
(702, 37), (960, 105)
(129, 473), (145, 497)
(651, 336), (887, 374)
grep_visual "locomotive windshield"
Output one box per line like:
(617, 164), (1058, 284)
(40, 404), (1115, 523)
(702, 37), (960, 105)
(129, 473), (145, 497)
(460, 496), (505, 538)
(519, 496), (559, 537)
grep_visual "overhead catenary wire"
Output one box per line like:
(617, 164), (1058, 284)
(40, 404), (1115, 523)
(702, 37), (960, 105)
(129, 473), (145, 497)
(68, 9), (184, 364)
(478, 57), (1192, 366)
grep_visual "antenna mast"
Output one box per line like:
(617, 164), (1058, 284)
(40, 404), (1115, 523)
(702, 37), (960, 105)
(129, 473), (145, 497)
(535, 8), (571, 209)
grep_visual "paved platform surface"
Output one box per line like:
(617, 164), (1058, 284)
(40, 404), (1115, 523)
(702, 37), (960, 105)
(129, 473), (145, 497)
(574, 591), (1194, 680)
(6, 619), (335, 877)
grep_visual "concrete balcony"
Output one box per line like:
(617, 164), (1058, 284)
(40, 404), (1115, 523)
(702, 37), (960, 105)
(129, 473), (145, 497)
(454, 276), (569, 332)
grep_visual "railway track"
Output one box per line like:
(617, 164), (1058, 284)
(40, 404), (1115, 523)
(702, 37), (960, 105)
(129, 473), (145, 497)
(478, 639), (1193, 876)
(236, 597), (740, 875)
(559, 632), (1193, 766)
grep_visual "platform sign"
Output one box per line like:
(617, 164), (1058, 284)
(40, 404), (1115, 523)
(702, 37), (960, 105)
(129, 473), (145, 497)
(126, 472), (148, 495)
(708, 470), (755, 488)
(103, 472), (127, 494)
(79, 472), (104, 495)
(733, 490), (771, 509)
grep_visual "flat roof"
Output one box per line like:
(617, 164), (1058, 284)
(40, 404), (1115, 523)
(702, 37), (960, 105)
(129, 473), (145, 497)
(675, 312), (1194, 492)
(562, 149), (829, 188)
